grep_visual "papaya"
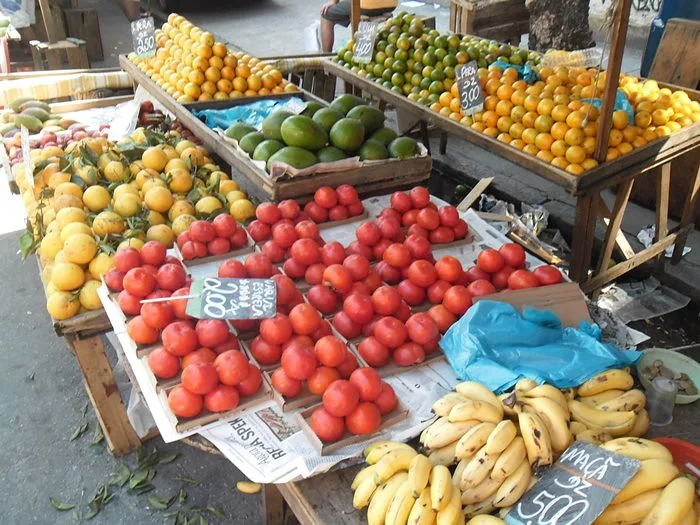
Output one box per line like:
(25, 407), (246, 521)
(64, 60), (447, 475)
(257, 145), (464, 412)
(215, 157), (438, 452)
(261, 110), (293, 140)
(252, 139), (285, 162)
(266, 146), (318, 172)
(301, 101), (324, 118)
(312, 108), (345, 133)
(369, 126), (398, 146)
(388, 136), (419, 159)
(21, 107), (51, 122)
(346, 105), (385, 134)
(0, 124), (18, 137)
(13, 114), (43, 133)
(358, 139), (389, 160)
(239, 131), (265, 155)
(329, 94), (364, 115)
(19, 100), (51, 114)
(280, 115), (328, 150)
(317, 146), (348, 163)
(9, 96), (37, 113)
(43, 119), (62, 128)
(225, 122), (257, 142)
(329, 118), (365, 153)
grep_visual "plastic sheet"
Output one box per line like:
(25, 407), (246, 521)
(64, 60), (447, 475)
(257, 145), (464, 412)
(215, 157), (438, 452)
(192, 97), (306, 130)
(491, 58), (539, 84)
(439, 300), (641, 393)
(581, 89), (635, 124)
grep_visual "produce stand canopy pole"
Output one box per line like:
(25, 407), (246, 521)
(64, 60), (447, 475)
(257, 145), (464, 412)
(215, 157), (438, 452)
(351, 0), (362, 35)
(594, 0), (633, 163)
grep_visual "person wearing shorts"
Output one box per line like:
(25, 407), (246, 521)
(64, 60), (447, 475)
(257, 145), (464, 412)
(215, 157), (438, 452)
(320, 0), (397, 52)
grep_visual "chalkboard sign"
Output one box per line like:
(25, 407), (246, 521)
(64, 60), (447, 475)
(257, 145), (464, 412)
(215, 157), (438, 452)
(506, 441), (640, 525)
(131, 17), (156, 58)
(186, 277), (277, 320)
(353, 21), (377, 64)
(455, 60), (484, 115)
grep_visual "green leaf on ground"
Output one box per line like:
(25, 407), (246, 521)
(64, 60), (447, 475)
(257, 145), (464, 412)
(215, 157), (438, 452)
(174, 476), (200, 485)
(132, 483), (155, 495)
(50, 497), (75, 510)
(109, 464), (131, 487)
(178, 488), (187, 504)
(91, 424), (104, 444)
(70, 422), (89, 441)
(158, 452), (180, 465)
(148, 494), (175, 510)
(129, 468), (150, 489)
(81, 402), (89, 418)
(206, 506), (225, 518)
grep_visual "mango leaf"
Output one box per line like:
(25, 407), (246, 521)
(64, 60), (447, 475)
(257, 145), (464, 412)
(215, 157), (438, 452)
(109, 464), (131, 487)
(178, 488), (187, 504)
(81, 402), (89, 417)
(174, 476), (200, 486)
(199, 517), (208, 525)
(69, 422), (89, 441)
(58, 156), (70, 171)
(128, 468), (150, 489)
(132, 483), (155, 495)
(158, 452), (180, 465)
(33, 159), (51, 175)
(205, 208), (226, 221)
(81, 144), (100, 166)
(70, 174), (87, 189)
(18, 230), (36, 260)
(91, 424), (104, 444)
(50, 497), (75, 511)
(206, 506), (225, 518)
(148, 494), (175, 510)
(186, 187), (201, 205)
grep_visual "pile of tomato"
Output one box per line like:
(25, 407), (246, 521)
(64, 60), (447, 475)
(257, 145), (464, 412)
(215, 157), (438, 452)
(176, 215), (249, 260)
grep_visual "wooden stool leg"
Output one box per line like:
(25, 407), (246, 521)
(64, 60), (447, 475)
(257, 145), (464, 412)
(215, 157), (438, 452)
(67, 335), (142, 456)
(594, 179), (634, 284)
(439, 132), (448, 154)
(263, 484), (286, 525)
(569, 192), (600, 282)
(419, 121), (431, 156)
(671, 161), (700, 263)
(654, 162), (671, 273)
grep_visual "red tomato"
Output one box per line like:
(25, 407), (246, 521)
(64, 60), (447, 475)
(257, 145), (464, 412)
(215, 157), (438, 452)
(182, 347), (217, 369)
(156, 263), (186, 291)
(323, 264), (353, 294)
(442, 285), (473, 316)
(332, 311), (362, 339)
(169, 287), (192, 319)
(320, 242), (346, 266)
(304, 201), (328, 223)
(435, 256), (463, 283)
(328, 205), (349, 221)
(310, 406), (345, 442)
(204, 384), (239, 412)
(374, 262), (398, 286)
(289, 303), (322, 335)
(407, 224), (429, 239)
(364, 269), (382, 292)
(117, 290), (141, 316)
(374, 382), (397, 415)
(212, 214), (237, 238)
(137, 241), (165, 266)
(499, 243), (526, 269)
(281, 258), (305, 279)
(281, 344), (317, 380)
(371, 285), (401, 315)
(182, 362), (219, 394)
(305, 284), (336, 315)
(417, 207), (440, 230)
(347, 201), (364, 216)
(336, 184), (359, 205)
(272, 274), (297, 306)
(358, 336), (391, 367)
(260, 313), (293, 345)
(289, 238), (320, 266)
(208, 237), (231, 255)
(214, 350), (251, 386)
(127, 316), (159, 345)
(372, 238), (393, 261)
(231, 319), (258, 333)
(310, 319), (333, 342)
(464, 265), (491, 283)
(247, 220), (272, 242)
(405, 312), (439, 345)
(261, 240), (285, 263)
(278, 199), (301, 220)
(346, 402), (381, 435)
(374, 316), (407, 349)
(189, 220), (216, 243)
(404, 234), (432, 260)
(168, 386), (203, 418)
(438, 205), (459, 227)
(307, 367), (342, 395)
(314, 186), (338, 209)
(397, 279), (426, 306)
(477, 248), (505, 273)
(394, 342), (426, 367)
(256, 202), (281, 225)
(356, 221), (382, 246)
(533, 265), (563, 285)
(427, 280), (450, 304)
(271, 368), (302, 398)
(508, 269), (540, 290)
(491, 265), (515, 290)
(218, 259), (247, 279)
(430, 226), (456, 244)
(237, 365), (263, 397)
(453, 219), (469, 239)
(349, 367), (382, 401)
(376, 216), (400, 240)
(407, 259), (438, 288)
(195, 319), (230, 348)
(245, 253), (274, 278)
(148, 347), (180, 379)
(343, 293), (374, 324)
(282, 335), (314, 352)
(140, 301), (174, 329)
(383, 243), (412, 268)
(295, 219), (319, 239)
(409, 187), (430, 208)
(304, 263), (326, 285)
(467, 279), (497, 297)
(336, 351), (359, 379)
(347, 241), (373, 259)
(177, 231), (190, 249)
(314, 335), (348, 367)
(390, 191), (412, 212)
(272, 222), (298, 249)
(342, 254), (370, 281)
(123, 267), (156, 298)
(427, 304), (457, 333)
(229, 228), (248, 249)
(322, 379), (360, 417)
(213, 333), (241, 355)
(115, 247), (141, 273)
(104, 267), (125, 292)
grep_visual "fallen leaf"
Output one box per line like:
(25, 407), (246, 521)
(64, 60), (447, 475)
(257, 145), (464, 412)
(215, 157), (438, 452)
(50, 497), (75, 511)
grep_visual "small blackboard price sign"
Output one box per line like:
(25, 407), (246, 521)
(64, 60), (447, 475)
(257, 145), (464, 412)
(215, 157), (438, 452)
(186, 278), (277, 320)
(455, 60), (484, 115)
(353, 21), (377, 64)
(506, 441), (640, 525)
(131, 16), (156, 58)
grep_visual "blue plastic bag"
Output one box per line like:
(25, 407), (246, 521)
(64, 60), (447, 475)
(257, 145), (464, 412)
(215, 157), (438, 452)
(581, 89), (635, 125)
(492, 58), (539, 84)
(439, 300), (641, 393)
(192, 97), (306, 130)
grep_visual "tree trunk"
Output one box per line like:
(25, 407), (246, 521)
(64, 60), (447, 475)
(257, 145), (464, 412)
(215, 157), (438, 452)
(526, 0), (595, 51)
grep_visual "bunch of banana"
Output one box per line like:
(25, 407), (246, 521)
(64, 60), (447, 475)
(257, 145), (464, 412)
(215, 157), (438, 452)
(573, 368), (649, 441)
(593, 438), (698, 525)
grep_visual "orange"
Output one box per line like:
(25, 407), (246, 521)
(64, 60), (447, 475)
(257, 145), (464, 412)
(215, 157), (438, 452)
(656, 126), (671, 137)
(439, 92), (453, 107)
(565, 145), (586, 164)
(244, 89), (258, 97)
(188, 69), (205, 84)
(606, 148), (620, 161)
(535, 115), (553, 133)
(496, 84), (514, 101)
(205, 66), (221, 83)
(523, 144), (539, 156)
(643, 128), (658, 141)
(535, 133), (554, 151)
(582, 158), (599, 170)
(484, 96), (498, 111)
(522, 111), (538, 129)
(192, 56), (209, 72)
(618, 142), (633, 155)
(200, 31), (215, 47)
(551, 156), (569, 169)
(196, 44), (213, 60)
(176, 78), (187, 92)
(223, 55), (238, 69)
(510, 139), (526, 150)
(583, 121), (598, 137)
(221, 66), (235, 81)
(612, 110), (629, 130)
(537, 99), (554, 116)
(235, 64), (251, 78)
(497, 133), (512, 143)
(497, 116), (513, 133)
(495, 100), (513, 117)
(246, 74), (262, 92)
(440, 106), (451, 117)
(183, 82), (201, 99)
(232, 77), (247, 92)
(652, 109), (669, 126)
(551, 122), (569, 140)
(511, 90), (526, 107)
(209, 56), (224, 70)
(536, 150), (555, 163)
(212, 42), (227, 58)
(509, 122), (525, 139)
(524, 95), (539, 112)
(551, 139), (568, 157)
(471, 122), (486, 132)
(566, 163), (585, 175)
(522, 128), (538, 145)
(485, 79), (501, 95)
(449, 112), (462, 122)
(449, 98), (462, 114)
(484, 127), (499, 137)
(608, 129), (623, 147)
(510, 106), (526, 123)
(632, 136), (648, 148)
(551, 104), (570, 122)
(568, 100), (583, 111)
(201, 80), (217, 96)
(566, 111), (585, 128)
(582, 137), (596, 155)
(622, 126), (638, 142)
(482, 111), (498, 129)
(216, 78), (233, 94)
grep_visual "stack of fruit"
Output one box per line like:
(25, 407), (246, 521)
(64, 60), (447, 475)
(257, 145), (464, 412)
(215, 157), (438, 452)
(226, 93), (420, 172)
(1, 96), (87, 140)
(176, 216), (250, 261)
(128, 13), (294, 103)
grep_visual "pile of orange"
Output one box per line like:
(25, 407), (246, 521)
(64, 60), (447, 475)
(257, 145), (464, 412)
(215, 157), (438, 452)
(128, 13), (297, 104)
(431, 65), (700, 174)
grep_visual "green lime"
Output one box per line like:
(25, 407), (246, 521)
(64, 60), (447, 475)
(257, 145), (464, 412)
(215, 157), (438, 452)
(395, 49), (408, 62)
(428, 93), (440, 104)
(392, 60), (407, 73)
(435, 48), (447, 61)
(443, 54), (458, 67)
(391, 72), (404, 86)
(447, 35), (460, 49)
(373, 63), (384, 76)
(422, 52), (436, 66)
(419, 77), (432, 90)
(430, 68), (445, 82)
(382, 69), (393, 82)
(435, 36), (448, 49)
(411, 73), (422, 86)
(428, 80), (444, 94)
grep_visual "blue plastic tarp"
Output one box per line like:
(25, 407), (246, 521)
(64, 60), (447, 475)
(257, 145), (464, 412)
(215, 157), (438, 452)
(439, 300), (641, 393)
(191, 97), (306, 130)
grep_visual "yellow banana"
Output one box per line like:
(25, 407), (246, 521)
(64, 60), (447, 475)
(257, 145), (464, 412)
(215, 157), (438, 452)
(452, 457), (468, 485)
(353, 475), (378, 509)
(449, 400), (503, 424)
(375, 448), (418, 484)
(612, 458), (680, 504)
(367, 472), (408, 525)
(466, 515), (506, 524)
(600, 437), (673, 462)
(641, 476), (696, 525)
(352, 464), (378, 490)
(429, 464), (452, 511)
(493, 458), (531, 508)
(428, 441), (458, 467)
(597, 389), (646, 413)
(484, 420), (518, 455)
(455, 422), (496, 460)
(577, 369), (634, 397)
(432, 392), (468, 417)
(568, 400), (636, 436)
(569, 421), (588, 435)
(678, 504), (697, 525)
(520, 397), (571, 453)
(497, 392), (519, 417)
(420, 417), (448, 445)
(491, 436), (527, 482)
(385, 480), (415, 525)
(367, 441), (417, 464)
(407, 487), (435, 525)
(518, 411), (553, 467)
(578, 389), (626, 407)
(435, 484), (461, 525)
(594, 489), (662, 525)
(365, 440), (395, 457)
(424, 420), (481, 450)
(460, 474), (502, 505)
(463, 494), (496, 519)
(408, 454), (432, 498)
(460, 445), (499, 490)
(575, 429), (613, 445)
(520, 384), (569, 412)
(514, 378), (537, 392)
(562, 388), (576, 400)
(455, 381), (503, 416)
(629, 409), (650, 438)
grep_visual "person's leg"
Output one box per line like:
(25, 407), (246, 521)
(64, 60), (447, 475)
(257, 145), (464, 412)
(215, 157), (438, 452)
(320, 17), (335, 52)
(321, 0), (351, 52)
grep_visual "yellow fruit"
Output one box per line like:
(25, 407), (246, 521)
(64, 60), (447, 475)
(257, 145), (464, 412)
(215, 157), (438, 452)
(42, 263), (54, 284)
(142, 146), (169, 172)
(46, 291), (81, 320)
(62, 233), (98, 265)
(92, 211), (126, 236)
(53, 194), (84, 213)
(103, 160), (128, 182)
(54, 182), (83, 200)
(113, 183), (140, 199)
(147, 210), (167, 226)
(113, 193), (143, 218)
(175, 140), (196, 155)
(172, 214), (197, 236)
(54, 250), (70, 264)
(168, 200), (196, 222)
(226, 190), (247, 203)
(47, 171), (71, 189)
(79, 280), (102, 310)
(146, 224), (175, 248)
(144, 186), (175, 213)
(56, 207), (88, 230)
(82, 185), (111, 212)
(51, 262), (86, 291)
(195, 195), (223, 215)
(167, 168), (194, 193)
(88, 252), (115, 278)
(180, 147), (205, 167)
(135, 169), (157, 189)
(230, 199), (255, 221)
(118, 238), (144, 251)
(60, 222), (92, 243)
(40, 232), (63, 261)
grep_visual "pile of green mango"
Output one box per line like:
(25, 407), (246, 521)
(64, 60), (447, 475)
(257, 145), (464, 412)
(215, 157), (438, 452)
(0, 97), (73, 137)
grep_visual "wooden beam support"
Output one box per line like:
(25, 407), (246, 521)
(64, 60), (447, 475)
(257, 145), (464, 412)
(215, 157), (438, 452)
(597, 196), (636, 260)
(654, 162), (671, 273)
(37, 0), (58, 44)
(263, 484), (286, 525)
(671, 161), (700, 263)
(569, 192), (600, 282)
(351, 0), (361, 36)
(595, 179), (635, 279)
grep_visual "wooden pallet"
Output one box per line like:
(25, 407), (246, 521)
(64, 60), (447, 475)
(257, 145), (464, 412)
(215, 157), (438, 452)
(29, 38), (89, 70)
(64, 8), (103, 62)
(449, 0), (529, 44)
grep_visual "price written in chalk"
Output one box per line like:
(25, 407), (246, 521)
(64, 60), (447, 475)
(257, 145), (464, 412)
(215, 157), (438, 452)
(186, 277), (277, 320)
(506, 441), (640, 525)
(455, 60), (484, 115)
(131, 16), (156, 58)
(353, 21), (377, 64)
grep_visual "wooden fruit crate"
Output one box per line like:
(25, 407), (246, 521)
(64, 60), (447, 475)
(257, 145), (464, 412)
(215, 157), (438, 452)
(449, 0), (529, 44)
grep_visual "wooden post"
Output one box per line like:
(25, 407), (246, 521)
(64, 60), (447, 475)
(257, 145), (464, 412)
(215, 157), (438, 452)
(263, 484), (286, 525)
(593, 0), (633, 163)
(654, 162), (671, 273)
(569, 192), (600, 282)
(594, 179), (634, 277)
(671, 161), (700, 263)
(37, 0), (58, 44)
(351, 0), (361, 36)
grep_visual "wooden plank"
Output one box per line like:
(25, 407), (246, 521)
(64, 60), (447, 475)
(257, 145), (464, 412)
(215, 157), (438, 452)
(351, 0), (361, 35)
(598, 195), (635, 259)
(649, 19), (700, 89)
(68, 335), (142, 456)
(45, 48), (64, 70)
(594, 0), (633, 163)
(457, 176), (494, 212)
(671, 161), (700, 262)
(569, 192), (599, 282)
(654, 162), (671, 273)
(65, 42), (90, 69)
(64, 8), (104, 62)
(263, 484), (286, 525)
(594, 179), (634, 280)
(37, 0), (58, 43)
